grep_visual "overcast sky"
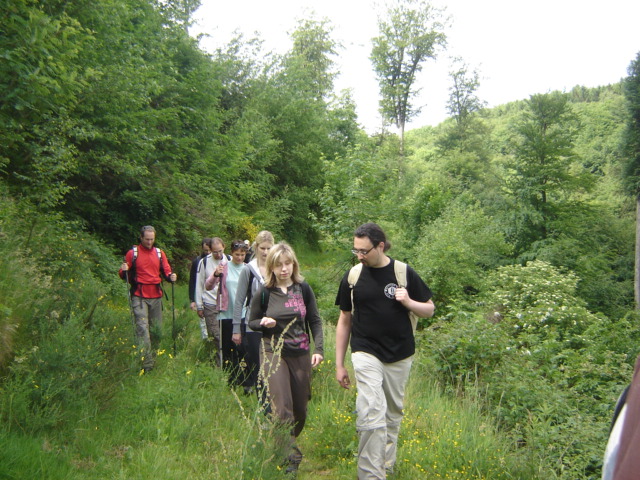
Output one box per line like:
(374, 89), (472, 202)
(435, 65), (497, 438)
(190, 0), (640, 133)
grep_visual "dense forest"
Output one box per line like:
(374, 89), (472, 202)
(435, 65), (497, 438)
(3, 0), (640, 478)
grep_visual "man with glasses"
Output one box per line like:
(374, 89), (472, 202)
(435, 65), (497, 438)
(195, 237), (230, 365)
(335, 223), (435, 479)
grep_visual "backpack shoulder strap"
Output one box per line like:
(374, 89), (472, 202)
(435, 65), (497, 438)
(299, 282), (312, 335)
(260, 285), (270, 316)
(155, 247), (167, 278)
(245, 268), (256, 305)
(393, 260), (418, 333)
(394, 260), (408, 288)
(348, 263), (363, 315)
(348, 263), (363, 287)
(301, 281), (311, 306)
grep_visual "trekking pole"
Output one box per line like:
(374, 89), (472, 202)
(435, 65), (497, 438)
(124, 261), (136, 342)
(171, 281), (177, 356)
(218, 317), (223, 368)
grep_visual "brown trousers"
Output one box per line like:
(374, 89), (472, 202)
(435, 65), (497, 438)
(261, 350), (311, 438)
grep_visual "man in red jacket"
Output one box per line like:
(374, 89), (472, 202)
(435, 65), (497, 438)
(119, 226), (177, 373)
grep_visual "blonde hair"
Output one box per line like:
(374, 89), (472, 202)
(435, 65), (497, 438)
(252, 230), (274, 250)
(265, 242), (304, 288)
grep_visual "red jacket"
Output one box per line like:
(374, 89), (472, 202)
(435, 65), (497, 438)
(119, 244), (173, 298)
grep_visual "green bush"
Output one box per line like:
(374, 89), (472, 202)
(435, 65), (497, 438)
(422, 260), (637, 479)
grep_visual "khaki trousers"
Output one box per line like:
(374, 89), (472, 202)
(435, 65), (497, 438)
(131, 296), (163, 370)
(352, 351), (413, 480)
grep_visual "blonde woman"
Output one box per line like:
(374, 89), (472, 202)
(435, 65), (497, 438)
(248, 242), (324, 474)
(233, 231), (274, 394)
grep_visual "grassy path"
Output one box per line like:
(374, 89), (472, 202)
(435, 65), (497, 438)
(0, 291), (542, 480)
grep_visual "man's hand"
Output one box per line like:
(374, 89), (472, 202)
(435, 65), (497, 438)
(395, 286), (410, 306)
(214, 264), (224, 277)
(232, 333), (242, 345)
(336, 366), (351, 389)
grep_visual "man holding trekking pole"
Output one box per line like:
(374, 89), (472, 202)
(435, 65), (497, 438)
(119, 225), (177, 374)
(195, 237), (229, 366)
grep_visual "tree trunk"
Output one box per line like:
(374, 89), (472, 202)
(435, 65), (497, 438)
(636, 194), (640, 309)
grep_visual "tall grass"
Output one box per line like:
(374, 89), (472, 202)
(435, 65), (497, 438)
(0, 290), (548, 479)
(0, 201), (556, 479)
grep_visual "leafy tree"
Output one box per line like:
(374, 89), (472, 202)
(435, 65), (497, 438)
(0, 0), (90, 207)
(257, 18), (359, 243)
(370, 0), (446, 154)
(312, 142), (385, 244)
(287, 18), (339, 101)
(622, 52), (640, 307)
(413, 197), (511, 305)
(446, 57), (486, 133)
(505, 92), (593, 256)
(49, 0), (227, 254)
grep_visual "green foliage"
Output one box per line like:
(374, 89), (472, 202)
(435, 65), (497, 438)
(622, 51), (640, 195)
(0, 0), (90, 206)
(0, 188), (132, 432)
(505, 92), (595, 256)
(413, 199), (511, 304)
(371, 0), (446, 149)
(0, 4), (638, 479)
(312, 143), (383, 244)
(446, 57), (487, 131)
(423, 260), (638, 479)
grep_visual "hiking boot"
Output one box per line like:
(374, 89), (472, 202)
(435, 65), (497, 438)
(284, 462), (299, 475)
(284, 446), (302, 475)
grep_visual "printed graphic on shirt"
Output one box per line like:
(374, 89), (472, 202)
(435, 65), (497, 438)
(384, 283), (399, 299)
(283, 291), (309, 352)
(285, 291), (307, 319)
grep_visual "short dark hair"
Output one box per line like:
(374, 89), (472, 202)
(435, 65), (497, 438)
(354, 223), (391, 252)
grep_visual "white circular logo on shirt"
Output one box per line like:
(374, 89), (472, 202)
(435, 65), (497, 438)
(384, 283), (398, 299)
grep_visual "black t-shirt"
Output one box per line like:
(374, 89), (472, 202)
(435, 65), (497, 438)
(335, 258), (432, 363)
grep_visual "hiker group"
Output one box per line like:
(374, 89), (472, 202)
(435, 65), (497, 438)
(119, 223), (435, 479)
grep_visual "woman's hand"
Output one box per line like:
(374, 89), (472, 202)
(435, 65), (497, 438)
(232, 333), (242, 345)
(311, 354), (323, 367)
(260, 317), (276, 328)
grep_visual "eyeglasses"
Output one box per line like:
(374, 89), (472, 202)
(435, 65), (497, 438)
(232, 242), (247, 250)
(351, 246), (374, 256)
(212, 249), (224, 255)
